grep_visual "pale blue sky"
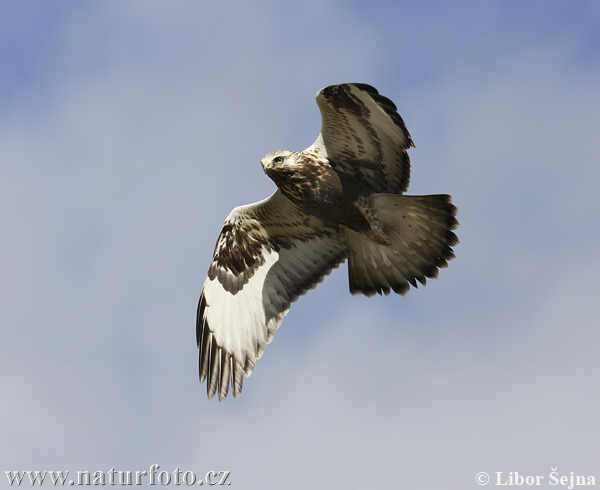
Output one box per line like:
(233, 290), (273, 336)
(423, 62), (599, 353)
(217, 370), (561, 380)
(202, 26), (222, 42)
(2, 2), (599, 488)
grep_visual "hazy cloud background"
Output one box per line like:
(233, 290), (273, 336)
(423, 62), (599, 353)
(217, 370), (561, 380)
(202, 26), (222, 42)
(2, 1), (599, 488)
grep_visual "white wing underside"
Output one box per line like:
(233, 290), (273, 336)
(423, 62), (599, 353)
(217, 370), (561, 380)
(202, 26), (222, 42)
(197, 191), (347, 400)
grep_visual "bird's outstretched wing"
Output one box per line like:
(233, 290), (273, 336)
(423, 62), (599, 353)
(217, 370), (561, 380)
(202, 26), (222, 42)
(309, 83), (413, 194)
(197, 190), (347, 401)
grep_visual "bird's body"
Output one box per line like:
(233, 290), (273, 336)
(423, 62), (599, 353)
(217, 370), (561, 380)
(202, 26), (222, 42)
(197, 83), (459, 401)
(263, 149), (366, 231)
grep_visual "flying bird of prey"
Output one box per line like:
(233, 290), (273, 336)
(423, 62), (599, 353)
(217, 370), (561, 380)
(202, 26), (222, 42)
(197, 83), (458, 401)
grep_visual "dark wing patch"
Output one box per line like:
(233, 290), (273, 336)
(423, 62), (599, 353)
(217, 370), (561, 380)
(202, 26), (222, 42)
(197, 190), (347, 401)
(309, 83), (414, 194)
(207, 220), (275, 295)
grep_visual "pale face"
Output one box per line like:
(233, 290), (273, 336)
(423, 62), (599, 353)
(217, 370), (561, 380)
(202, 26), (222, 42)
(260, 150), (296, 171)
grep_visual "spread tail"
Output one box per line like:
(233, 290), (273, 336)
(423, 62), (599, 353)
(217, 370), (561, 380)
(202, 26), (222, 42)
(347, 194), (458, 297)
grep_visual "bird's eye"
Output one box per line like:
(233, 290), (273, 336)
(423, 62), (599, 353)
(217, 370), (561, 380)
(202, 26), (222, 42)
(273, 156), (284, 164)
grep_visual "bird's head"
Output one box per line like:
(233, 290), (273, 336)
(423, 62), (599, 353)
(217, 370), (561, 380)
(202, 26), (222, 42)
(261, 150), (298, 175)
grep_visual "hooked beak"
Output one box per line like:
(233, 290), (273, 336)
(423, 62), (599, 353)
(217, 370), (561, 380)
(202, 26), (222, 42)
(261, 159), (277, 174)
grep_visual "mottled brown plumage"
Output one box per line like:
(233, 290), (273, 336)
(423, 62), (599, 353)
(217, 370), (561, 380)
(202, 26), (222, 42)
(197, 83), (458, 401)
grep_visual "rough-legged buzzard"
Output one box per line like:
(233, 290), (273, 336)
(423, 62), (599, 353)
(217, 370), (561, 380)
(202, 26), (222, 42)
(197, 83), (459, 401)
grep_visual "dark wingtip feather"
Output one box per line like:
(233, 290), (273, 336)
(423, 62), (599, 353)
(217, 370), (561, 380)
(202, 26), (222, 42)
(198, 321), (210, 384)
(218, 350), (231, 402)
(232, 356), (244, 398)
(198, 312), (247, 401)
(207, 337), (220, 400)
(196, 294), (206, 348)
